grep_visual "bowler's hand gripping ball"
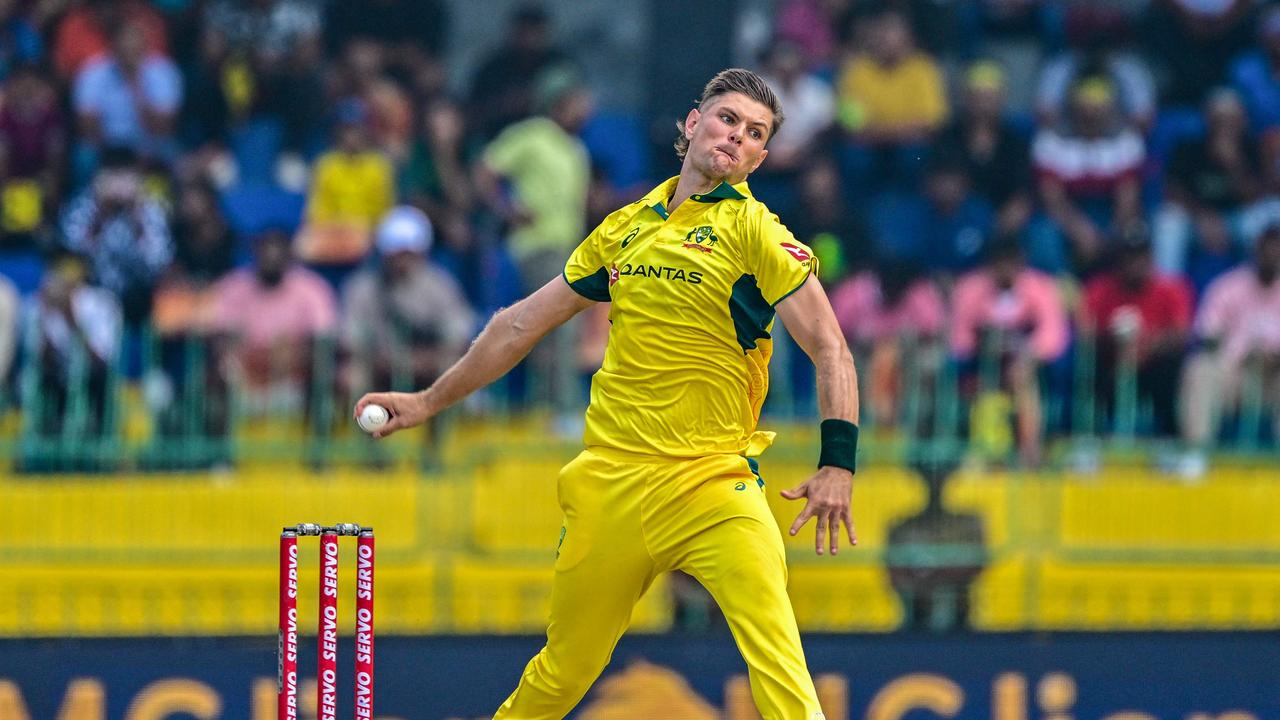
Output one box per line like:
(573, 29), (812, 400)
(358, 404), (390, 433)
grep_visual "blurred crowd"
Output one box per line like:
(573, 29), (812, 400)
(0, 0), (1278, 476)
(760, 0), (1280, 476)
(772, 0), (1280, 477)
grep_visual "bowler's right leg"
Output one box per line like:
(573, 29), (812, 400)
(493, 450), (656, 719)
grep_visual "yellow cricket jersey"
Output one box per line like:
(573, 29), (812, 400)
(837, 53), (949, 131)
(306, 150), (395, 227)
(563, 176), (818, 458)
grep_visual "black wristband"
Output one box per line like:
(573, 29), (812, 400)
(818, 419), (858, 473)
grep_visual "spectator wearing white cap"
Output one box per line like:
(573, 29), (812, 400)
(340, 206), (477, 396)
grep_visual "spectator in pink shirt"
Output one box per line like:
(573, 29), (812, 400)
(830, 258), (945, 428)
(209, 229), (337, 413)
(1178, 226), (1280, 477)
(951, 235), (1069, 465)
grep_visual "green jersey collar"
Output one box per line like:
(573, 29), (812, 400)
(691, 181), (748, 202)
(643, 176), (750, 219)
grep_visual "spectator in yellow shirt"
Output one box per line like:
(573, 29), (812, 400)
(836, 7), (948, 193)
(296, 99), (394, 281)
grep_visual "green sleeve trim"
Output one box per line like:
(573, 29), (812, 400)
(770, 272), (812, 307)
(562, 268), (610, 302)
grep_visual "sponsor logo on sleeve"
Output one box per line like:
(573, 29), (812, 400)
(780, 242), (811, 263)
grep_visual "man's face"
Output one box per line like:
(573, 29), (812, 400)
(344, 39), (383, 84)
(1119, 250), (1152, 287)
(254, 234), (291, 286)
(94, 168), (140, 208)
(925, 169), (967, 211)
(338, 123), (366, 152)
(682, 92), (773, 184)
(553, 88), (594, 134)
(991, 253), (1022, 287)
(42, 269), (79, 310)
(384, 250), (419, 280)
(179, 187), (214, 223)
(115, 24), (147, 72)
(966, 85), (1003, 120)
(870, 14), (911, 62)
(1071, 96), (1112, 137)
(1207, 96), (1246, 137)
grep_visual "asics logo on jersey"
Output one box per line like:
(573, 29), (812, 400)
(620, 227), (640, 248)
(780, 242), (811, 263)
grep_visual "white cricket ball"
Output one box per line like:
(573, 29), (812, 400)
(358, 404), (390, 433)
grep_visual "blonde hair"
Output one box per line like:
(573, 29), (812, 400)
(674, 68), (784, 159)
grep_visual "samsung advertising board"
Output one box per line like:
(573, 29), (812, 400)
(1, 633), (1277, 719)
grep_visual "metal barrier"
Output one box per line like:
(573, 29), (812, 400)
(5, 321), (1277, 468)
(1, 322), (1277, 635)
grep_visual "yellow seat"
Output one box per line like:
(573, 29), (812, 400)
(0, 562), (440, 636)
(450, 558), (672, 633)
(3, 421), (1280, 636)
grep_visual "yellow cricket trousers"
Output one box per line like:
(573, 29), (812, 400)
(492, 447), (823, 720)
